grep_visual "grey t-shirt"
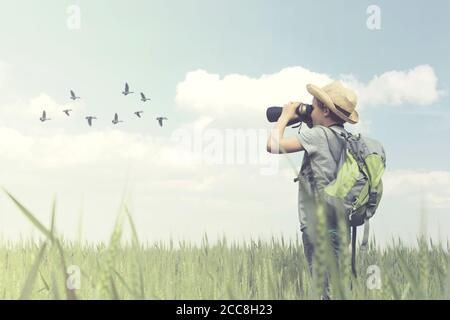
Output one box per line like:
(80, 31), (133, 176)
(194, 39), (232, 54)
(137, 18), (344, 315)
(296, 124), (347, 231)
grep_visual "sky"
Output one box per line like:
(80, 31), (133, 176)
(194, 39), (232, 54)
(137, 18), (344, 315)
(0, 0), (449, 247)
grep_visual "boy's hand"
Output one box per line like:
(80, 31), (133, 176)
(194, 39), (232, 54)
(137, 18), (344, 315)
(280, 101), (302, 121)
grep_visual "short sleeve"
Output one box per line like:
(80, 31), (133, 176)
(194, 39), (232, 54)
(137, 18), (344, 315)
(297, 126), (328, 155)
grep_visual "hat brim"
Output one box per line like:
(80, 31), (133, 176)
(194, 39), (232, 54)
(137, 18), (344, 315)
(306, 84), (359, 124)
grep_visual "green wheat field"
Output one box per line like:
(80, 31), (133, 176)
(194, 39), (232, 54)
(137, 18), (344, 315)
(1, 189), (449, 300)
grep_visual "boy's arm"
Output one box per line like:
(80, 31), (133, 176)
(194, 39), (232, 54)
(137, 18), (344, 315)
(266, 102), (304, 154)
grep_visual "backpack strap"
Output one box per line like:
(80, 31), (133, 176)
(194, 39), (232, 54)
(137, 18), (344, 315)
(351, 219), (371, 277)
(361, 219), (370, 250)
(320, 125), (348, 166)
(351, 225), (358, 278)
(366, 190), (378, 219)
(360, 189), (378, 248)
(326, 124), (348, 137)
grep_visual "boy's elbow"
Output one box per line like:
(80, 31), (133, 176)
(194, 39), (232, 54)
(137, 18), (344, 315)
(266, 144), (279, 154)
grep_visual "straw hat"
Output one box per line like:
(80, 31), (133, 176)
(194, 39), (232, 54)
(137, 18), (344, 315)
(306, 81), (359, 124)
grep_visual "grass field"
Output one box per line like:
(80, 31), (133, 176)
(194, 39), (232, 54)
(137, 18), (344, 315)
(1, 189), (449, 300)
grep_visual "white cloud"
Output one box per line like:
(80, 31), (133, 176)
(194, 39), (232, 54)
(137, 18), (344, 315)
(0, 93), (83, 122)
(342, 65), (443, 108)
(0, 125), (185, 169)
(369, 170), (450, 245)
(175, 65), (442, 136)
(384, 170), (450, 209)
(175, 65), (443, 118)
(175, 67), (333, 118)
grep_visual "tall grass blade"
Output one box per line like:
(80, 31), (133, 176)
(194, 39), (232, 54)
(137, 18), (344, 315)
(3, 189), (52, 239)
(19, 242), (48, 300)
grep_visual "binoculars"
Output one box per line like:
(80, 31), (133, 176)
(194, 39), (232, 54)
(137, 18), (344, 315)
(266, 103), (313, 127)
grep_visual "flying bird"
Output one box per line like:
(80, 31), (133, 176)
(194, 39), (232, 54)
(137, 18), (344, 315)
(40, 110), (51, 122)
(85, 116), (97, 127)
(156, 117), (168, 127)
(134, 111), (144, 118)
(112, 113), (123, 124)
(122, 83), (134, 96)
(140, 92), (151, 102)
(70, 90), (80, 100)
(63, 109), (73, 116)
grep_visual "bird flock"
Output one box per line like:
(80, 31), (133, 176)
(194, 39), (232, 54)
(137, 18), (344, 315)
(39, 83), (168, 127)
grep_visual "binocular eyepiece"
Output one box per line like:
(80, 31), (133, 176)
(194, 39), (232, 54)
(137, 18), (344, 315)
(266, 103), (313, 127)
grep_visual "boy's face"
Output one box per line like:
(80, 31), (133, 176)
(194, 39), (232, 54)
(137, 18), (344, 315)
(310, 97), (327, 126)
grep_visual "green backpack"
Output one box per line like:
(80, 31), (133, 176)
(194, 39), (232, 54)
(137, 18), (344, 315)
(323, 126), (386, 277)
